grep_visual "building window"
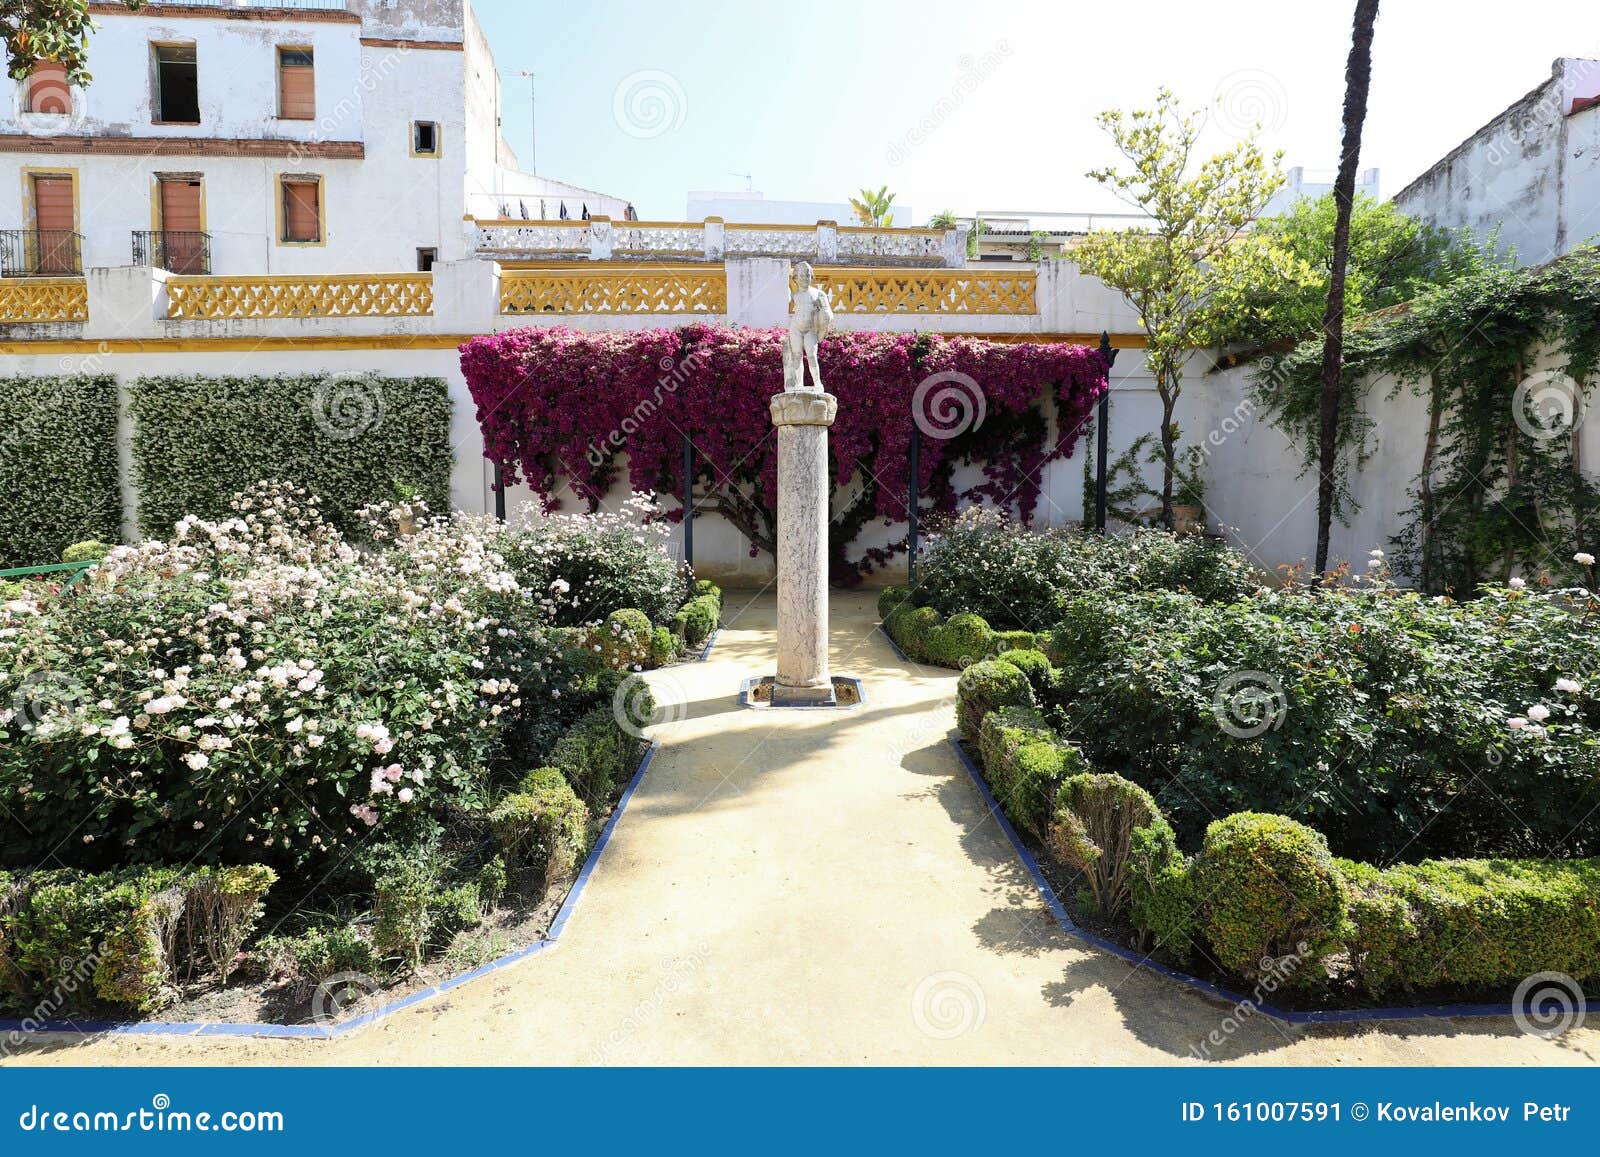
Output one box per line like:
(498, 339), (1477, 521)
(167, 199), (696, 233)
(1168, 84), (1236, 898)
(277, 47), (314, 120)
(416, 247), (437, 272)
(153, 44), (199, 124)
(27, 171), (79, 273)
(411, 121), (439, 156)
(25, 61), (71, 114)
(279, 176), (323, 244)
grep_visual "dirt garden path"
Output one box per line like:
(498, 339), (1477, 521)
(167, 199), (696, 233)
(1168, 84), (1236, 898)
(6, 590), (1596, 1066)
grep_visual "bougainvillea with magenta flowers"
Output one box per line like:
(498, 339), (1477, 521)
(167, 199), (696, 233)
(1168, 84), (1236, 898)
(460, 324), (1107, 583)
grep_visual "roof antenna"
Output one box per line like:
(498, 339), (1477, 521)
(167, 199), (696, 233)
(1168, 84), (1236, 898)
(730, 171), (755, 192)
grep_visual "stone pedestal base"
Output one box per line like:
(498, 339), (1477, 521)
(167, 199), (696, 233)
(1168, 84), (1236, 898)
(770, 389), (837, 704)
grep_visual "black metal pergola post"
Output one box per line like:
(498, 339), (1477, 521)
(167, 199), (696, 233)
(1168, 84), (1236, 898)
(907, 421), (921, 586)
(682, 431), (694, 568)
(493, 461), (506, 522)
(1094, 331), (1116, 533)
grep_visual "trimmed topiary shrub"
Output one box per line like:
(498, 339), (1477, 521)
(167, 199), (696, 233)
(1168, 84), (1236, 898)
(1129, 856), (1198, 963)
(995, 648), (1053, 696)
(895, 606), (942, 662)
(490, 766), (591, 894)
(1192, 813), (1347, 985)
(956, 659), (1034, 744)
(597, 608), (653, 670)
(0, 375), (121, 569)
(649, 626), (679, 667)
(1341, 856), (1600, 997)
(548, 704), (638, 806)
(977, 706), (1088, 836)
(877, 585), (912, 623)
(992, 629), (1038, 653)
(128, 373), (451, 538)
(672, 594), (721, 648)
(689, 579), (722, 608)
(925, 611), (995, 667)
(1046, 773), (1178, 920)
(61, 539), (111, 565)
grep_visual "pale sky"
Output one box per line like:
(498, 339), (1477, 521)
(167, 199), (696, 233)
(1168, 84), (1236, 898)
(472, 0), (1598, 219)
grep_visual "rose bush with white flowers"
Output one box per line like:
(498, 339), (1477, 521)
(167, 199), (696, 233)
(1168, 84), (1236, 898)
(0, 483), (578, 870)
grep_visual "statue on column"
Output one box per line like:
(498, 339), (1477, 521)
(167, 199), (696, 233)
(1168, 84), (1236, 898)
(783, 261), (834, 392)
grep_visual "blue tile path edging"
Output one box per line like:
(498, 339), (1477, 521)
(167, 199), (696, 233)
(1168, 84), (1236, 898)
(946, 736), (1600, 1027)
(0, 737), (665, 1043)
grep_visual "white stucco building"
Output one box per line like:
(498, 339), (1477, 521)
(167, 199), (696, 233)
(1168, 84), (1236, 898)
(1392, 56), (1600, 267)
(0, 0), (632, 277)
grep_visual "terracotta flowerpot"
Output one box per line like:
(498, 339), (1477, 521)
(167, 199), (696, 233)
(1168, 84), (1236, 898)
(1172, 504), (1205, 535)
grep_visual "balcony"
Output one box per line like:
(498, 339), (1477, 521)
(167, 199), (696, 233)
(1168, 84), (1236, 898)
(0, 229), (83, 276)
(133, 230), (212, 275)
(473, 218), (967, 269)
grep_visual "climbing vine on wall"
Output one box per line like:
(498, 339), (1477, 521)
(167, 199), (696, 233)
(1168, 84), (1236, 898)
(129, 374), (452, 539)
(0, 375), (121, 568)
(460, 325), (1108, 584)
(1250, 245), (1600, 593)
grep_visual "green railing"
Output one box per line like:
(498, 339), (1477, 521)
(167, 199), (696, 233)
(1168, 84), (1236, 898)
(0, 560), (96, 589)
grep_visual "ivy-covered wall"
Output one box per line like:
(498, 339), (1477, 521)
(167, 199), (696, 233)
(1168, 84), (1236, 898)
(0, 375), (122, 569)
(129, 373), (452, 538)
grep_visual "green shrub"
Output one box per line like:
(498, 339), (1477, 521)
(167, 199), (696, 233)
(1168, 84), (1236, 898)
(372, 859), (437, 972)
(1046, 773), (1177, 921)
(1034, 629), (1068, 665)
(128, 374), (450, 537)
(915, 507), (1259, 628)
(597, 608), (653, 670)
(489, 769), (590, 895)
(925, 611), (994, 667)
(895, 606), (942, 662)
(995, 648), (1053, 696)
(1192, 813), (1347, 985)
(877, 585), (913, 622)
(61, 539), (111, 565)
(649, 626), (679, 667)
(548, 707), (635, 804)
(1129, 856), (1198, 963)
(0, 865), (271, 1013)
(956, 659), (1035, 744)
(0, 375), (121, 569)
(477, 856), (508, 914)
(1341, 857), (1600, 996)
(977, 706), (1086, 836)
(253, 925), (377, 990)
(672, 594), (721, 648)
(689, 579), (722, 608)
(428, 882), (483, 946)
(992, 629), (1038, 653)
(1046, 584), (1600, 861)
(187, 864), (277, 985)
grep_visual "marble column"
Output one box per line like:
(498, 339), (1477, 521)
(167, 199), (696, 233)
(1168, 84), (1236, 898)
(770, 389), (837, 705)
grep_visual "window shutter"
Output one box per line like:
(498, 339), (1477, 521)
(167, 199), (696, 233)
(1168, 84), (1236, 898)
(32, 176), (75, 231)
(27, 61), (71, 114)
(278, 51), (315, 119)
(284, 181), (320, 242)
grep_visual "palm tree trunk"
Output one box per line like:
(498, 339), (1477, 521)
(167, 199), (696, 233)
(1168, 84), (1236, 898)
(1314, 0), (1381, 580)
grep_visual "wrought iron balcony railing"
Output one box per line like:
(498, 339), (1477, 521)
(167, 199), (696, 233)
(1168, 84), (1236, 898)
(132, 230), (212, 275)
(0, 229), (83, 276)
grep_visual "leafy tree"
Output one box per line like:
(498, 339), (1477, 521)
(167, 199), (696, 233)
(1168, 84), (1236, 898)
(849, 185), (896, 227)
(1075, 88), (1306, 527)
(4, 0), (143, 83)
(1227, 193), (1482, 344)
(1314, 0), (1381, 578)
(927, 210), (959, 229)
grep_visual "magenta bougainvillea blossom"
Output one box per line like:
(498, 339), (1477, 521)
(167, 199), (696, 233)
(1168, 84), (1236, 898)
(460, 324), (1107, 583)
